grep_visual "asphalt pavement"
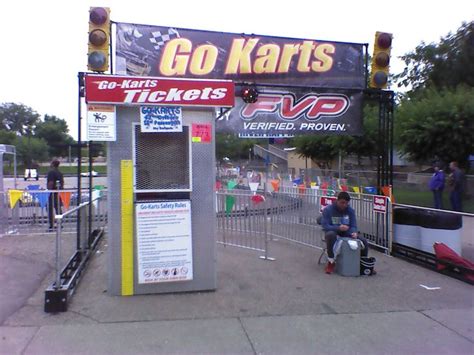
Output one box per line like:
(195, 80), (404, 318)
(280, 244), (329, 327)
(0, 230), (473, 354)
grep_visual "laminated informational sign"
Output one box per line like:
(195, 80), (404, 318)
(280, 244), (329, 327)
(135, 200), (193, 284)
(373, 195), (387, 214)
(140, 106), (182, 132)
(320, 196), (337, 212)
(86, 104), (116, 141)
(191, 123), (211, 143)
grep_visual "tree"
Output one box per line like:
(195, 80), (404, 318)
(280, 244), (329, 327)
(395, 21), (474, 94)
(216, 133), (256, 161)
(292, 135), (337, 172)
(0, 130), (16, 145)
(15, 136), (49, 167)
(35, 114), (74, 157)
(396, 86), (474, 169)
(292, 104), (380, 172)
(0, 103), (41, 136)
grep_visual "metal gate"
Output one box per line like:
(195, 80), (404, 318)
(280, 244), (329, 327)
(217, 187), (393, 257)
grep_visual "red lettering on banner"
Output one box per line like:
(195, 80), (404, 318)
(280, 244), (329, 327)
(241, 93), (349, 120)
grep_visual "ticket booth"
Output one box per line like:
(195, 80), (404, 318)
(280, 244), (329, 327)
(85, 74), (234, 295)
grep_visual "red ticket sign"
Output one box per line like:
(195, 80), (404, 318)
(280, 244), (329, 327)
(320, 196), (337, 212)
(192, 123), (212, 143)
(85, 74), (234, 107)
(373, 196), (387, 214)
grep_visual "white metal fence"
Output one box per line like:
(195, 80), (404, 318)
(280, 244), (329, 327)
(1, 188), (107, 237)
(216, 187), (393, 258)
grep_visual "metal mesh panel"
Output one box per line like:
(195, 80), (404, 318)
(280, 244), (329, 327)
(134, 125), (190, 191)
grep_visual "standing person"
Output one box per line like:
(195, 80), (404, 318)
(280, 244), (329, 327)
(47, 160), (64, 231)
(429, 163), (445, 209)
(448, 161), (464, 212)
(321, 191), (370, 274)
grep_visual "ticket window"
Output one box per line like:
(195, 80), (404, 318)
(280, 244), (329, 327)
(133, 124), (191, 199)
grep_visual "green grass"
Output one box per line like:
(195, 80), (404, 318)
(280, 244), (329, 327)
(394, 189), (474, 213)
(2, 165), (107, 175)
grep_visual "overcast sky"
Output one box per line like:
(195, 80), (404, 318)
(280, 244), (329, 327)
(0, 0), (472, 140)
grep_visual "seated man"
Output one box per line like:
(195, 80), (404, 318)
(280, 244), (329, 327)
(321, 191), (369, 274)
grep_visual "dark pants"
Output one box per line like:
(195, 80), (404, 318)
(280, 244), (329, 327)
(48, 192), (61, 229)
(325, 231), (368, 258)
(433, 190), (443, 209)
(450, 191), (462, 212)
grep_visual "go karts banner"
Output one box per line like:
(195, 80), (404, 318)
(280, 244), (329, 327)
(217, 88), (363, 136)
(115, 23), (365, 89)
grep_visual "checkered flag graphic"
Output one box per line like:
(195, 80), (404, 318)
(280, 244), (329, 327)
(149, 28), (180, 49)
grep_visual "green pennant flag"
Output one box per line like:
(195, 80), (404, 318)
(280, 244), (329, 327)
(227, 180), (237, 190)
(225, 195), (235, 215)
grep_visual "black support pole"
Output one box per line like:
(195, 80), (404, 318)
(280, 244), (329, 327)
(77, 72), (84, 252)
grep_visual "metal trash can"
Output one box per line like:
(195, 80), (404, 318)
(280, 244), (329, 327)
(393, 208), (421, 249)
(419, 210), (462, 255)
(335, 237), (361, 277)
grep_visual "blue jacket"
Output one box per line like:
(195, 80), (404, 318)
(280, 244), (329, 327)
(429, 170), (445, 191)
(321, 203), (357, 237)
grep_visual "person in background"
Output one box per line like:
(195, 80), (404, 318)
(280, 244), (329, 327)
(47, 160), (64, 231)
(321, 191), (370, 274)
(448, 161), (464, 212)
(429, 162), (445, 209)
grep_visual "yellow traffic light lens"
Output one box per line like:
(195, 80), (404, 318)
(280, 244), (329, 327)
(89, 29), (107, 47)
(90, 7), (108, 25)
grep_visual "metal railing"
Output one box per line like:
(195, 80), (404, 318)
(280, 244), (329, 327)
(45, 192), (107, 312)
(217, 186), (393, 258)
(1, 188), (106, 237)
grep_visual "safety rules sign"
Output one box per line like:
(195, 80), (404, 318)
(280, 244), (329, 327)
(135, 200), (193, 284)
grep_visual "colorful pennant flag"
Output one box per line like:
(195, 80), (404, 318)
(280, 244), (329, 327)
(59, 191), (72, 210)
(249, 182), (259, 194)
(251, 194), (265, 204)
(8, 190), (23, 208)
(35, 192), (50, 209)
(270, 179), (280, 192)
(227, 180), (237, 190)
(225, 195), (235, 215)
(381, 185), (394, 202)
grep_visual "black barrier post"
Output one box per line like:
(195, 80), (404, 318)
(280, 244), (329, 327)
(88, 141), (93, 247)
(77, 72), (84, 252)
(364, 89), (394, 193)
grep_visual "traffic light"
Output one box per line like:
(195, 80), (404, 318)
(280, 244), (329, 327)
(88, 7), (110, 72)
(369, 32), (392, 89)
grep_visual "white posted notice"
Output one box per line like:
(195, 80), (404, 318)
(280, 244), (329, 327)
(135, 200), (193, 284)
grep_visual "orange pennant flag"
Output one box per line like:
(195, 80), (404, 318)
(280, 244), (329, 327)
(59, 191), (72, 210)
(381, 185), (394, 203)
(270, 179), (280, 192)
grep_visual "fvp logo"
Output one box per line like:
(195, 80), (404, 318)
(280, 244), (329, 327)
(240, 93), (349, 121)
